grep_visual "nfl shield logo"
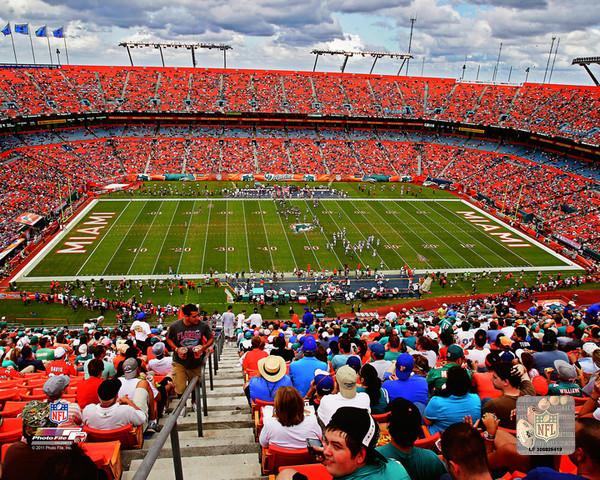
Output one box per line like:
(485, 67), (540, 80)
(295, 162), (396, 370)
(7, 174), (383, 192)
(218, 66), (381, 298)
(50, 401), (69, 425)
(534, 410), (559, 442)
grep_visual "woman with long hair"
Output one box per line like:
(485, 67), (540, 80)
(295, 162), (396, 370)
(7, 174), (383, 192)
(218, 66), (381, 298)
(358, 363), (389, 414)
(258, 386), (321, 449)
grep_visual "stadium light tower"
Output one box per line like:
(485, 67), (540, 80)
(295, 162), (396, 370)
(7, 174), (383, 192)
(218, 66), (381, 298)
(543, 36), (556, 84)
(571, 57), (600, 86)
(404, 16), (417, 76)
(311, 49), (412, 74)
(118, 41), (232, 68)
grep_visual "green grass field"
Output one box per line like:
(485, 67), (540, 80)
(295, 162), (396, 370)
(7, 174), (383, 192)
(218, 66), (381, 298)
(16, 184), (576, 281)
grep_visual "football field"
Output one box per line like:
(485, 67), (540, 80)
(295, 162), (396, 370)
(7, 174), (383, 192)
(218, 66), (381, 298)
(16, 197), (579, 281)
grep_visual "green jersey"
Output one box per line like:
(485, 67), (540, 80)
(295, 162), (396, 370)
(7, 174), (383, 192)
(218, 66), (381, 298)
(426, 363), (472, 395)
(377, 443), (448, 480)
(338, 457), (411, 480)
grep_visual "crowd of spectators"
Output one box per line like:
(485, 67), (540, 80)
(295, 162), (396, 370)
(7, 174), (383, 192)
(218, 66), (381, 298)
(1, 66), (599, 144)
(238, 292), (600, 479)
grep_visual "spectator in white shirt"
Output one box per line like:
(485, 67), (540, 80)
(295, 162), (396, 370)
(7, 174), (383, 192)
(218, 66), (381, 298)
(259, 386), (321, 449)
(82, 378), (146, 430)
(317, 365), (370, 426)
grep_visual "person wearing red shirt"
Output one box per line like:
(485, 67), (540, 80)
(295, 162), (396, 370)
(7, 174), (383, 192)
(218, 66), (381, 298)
(242, 336), (268, 374)
(76, 358), (103, 409)
(46, 347), (77, 376)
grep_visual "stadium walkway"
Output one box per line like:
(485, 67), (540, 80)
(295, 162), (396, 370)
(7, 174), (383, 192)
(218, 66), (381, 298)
(122, 344), (263, 480)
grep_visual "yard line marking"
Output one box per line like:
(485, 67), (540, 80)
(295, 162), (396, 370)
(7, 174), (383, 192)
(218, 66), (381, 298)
(176, 200), (194, 274)
(367, 200), (433, 267)
(360, 200), (412, 267)
(317, 201), (367, 269)
(241, 199), (253, 272)
(151, 200), (180, 274)
(304, 200), (343, 269)
(333, 200), (388, 269)
(200, 199), (213, 274)
(425, 201), (524, 267)
(101, 201), (148, 276)
(273, 200), (299, 271)
(392, 200), (468, 268)
(225, 198), (229, 272)
(127, 200), (164, 275)
(75, 202), (132, 276)
(258, 200), (276, 272)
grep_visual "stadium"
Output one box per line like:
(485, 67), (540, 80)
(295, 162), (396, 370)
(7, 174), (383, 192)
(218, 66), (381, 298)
(0, 5), (599, 480)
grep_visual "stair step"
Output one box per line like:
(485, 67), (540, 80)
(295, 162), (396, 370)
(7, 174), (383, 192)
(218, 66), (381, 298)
(206, 386), (244, 396)
(176, 407), (251, 426)
(124, 453), (261, 480)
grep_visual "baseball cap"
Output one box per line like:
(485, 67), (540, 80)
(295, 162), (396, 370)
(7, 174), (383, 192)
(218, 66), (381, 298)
(346, 355), (362, 373)
(447, 344), (465, 361)
(499, 336), (513, 347)
(336, 365), (358, 399)
(327, 406), (379, 449)
(314, 373), (334, 395)
(582, 342), (599, 356)
(98, 378), (121, 401)
(78, 344), (88, 355)
(302, 336), (317, 352)
(395, 353), (414, 380)
(43, 375), (70, 398)
(500, 351), (516, 362)
(54, 347), (66, 359)
(369, 343), (385, 358)
(152, 342), (165, 356)
(554, 359), (577, 381)
(543, 330), (558, 345)
(123, 357), (139, 380)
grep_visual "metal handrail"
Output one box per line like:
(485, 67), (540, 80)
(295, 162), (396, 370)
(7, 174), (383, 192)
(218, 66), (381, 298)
(132, 360), (207, 480)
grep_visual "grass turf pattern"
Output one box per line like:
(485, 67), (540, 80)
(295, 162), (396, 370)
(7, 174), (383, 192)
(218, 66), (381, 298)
(23, 196), (570, 279)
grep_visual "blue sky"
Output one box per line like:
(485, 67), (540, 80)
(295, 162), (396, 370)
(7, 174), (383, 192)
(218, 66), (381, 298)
(1, 0), (599, 85)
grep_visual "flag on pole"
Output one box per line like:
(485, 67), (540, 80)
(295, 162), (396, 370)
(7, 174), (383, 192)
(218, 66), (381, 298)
(14, 24), (29, 34)
(35, 25), (47, 37)
(1, 24), (10, 36)
(53, 27), (64, 38)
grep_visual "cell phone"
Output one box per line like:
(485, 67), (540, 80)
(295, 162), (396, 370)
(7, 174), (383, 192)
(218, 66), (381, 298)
(306, 438), (324, 459)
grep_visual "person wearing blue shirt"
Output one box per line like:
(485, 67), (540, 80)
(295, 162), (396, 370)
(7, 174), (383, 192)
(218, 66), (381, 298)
(424, 365), (481, 434)
(249, 355), (292, 403)
(302, 307), (314, 327)
(289, 336), (327, 397)
(383, 354), (429, 412)
(331, 337), (360, 371)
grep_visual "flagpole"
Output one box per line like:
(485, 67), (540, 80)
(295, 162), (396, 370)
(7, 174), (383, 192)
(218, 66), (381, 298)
(63, 36), (69, 64)
(27, 24), (36, 64)
(8, 24), (18, 64)
(46, 33), (53, 64)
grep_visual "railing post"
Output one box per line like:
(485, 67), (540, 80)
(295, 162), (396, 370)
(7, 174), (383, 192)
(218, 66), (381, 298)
(202, 363), (208, 417)
(170, 422), (184, 480)
(195, 377), (203, 437)
(213, 343), (219, 375)
(208, 351), (214, 391)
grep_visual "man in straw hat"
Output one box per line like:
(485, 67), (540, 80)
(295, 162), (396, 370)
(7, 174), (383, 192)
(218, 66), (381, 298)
(247, 355), (292, 404)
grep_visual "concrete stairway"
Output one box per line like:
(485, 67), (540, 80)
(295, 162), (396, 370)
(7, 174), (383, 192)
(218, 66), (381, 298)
(122, 345), (263, 480)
